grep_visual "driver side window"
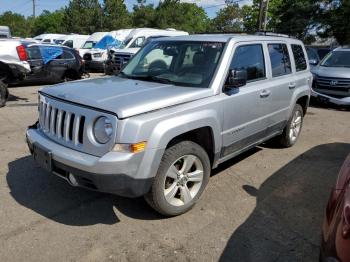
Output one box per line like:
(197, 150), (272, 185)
(230, 44), (266, 82)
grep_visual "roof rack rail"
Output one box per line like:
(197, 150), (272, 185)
(255, 31), (292, 38)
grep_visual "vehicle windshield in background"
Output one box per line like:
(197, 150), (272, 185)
(121, 41), (225, 88)
(320, 51), (350, 67)
(55, 40), (65, 45)
(82, 41), (95, 49)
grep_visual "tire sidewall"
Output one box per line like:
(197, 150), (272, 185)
(150, 141), (211, 216)
(0, 81), (7, 107)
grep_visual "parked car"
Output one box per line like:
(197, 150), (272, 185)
(320, 154), (350, 262)
(83, 29), (133, 72)
(78, 32), (109, 58)
(105, 29), (189, 75)
(306, 46), (331, 66)
(0, 26), (11, 38)
(311, 47), (350, 106)
(0, 38), (33, 107)
(21, 44), (84, 84)
(26, 34), (311, 216)
(33, 34), (66, 44)
(55, 34), (90, 49)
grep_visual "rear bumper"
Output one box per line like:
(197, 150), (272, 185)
(26, 124), (153, 197)
(311, 89), (350, 106)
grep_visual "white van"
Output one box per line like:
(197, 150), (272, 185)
(0, 26), (11, 38)
(55, 34), (90, 49)
(83, 29), (133, 71)
(106, 28), (189, 74)
(78, 32), (109, 57)
(34, 34), (66, 44)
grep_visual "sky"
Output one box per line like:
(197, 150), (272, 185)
(0, 0), (252, 19)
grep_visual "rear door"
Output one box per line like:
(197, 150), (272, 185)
(265, 42), (296, 135)
(48, 50), (77, 80)
(221, 42), (271, 158)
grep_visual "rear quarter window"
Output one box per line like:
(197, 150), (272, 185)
(291, 44), (307, 72)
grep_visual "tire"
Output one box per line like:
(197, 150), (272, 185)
(0, 80), (8, 108)
(277, 104), (304, 147)
(145, 141), (211, 216)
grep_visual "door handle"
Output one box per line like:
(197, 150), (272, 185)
(289, 83), (297, 89)
(260, 90), (271, 98)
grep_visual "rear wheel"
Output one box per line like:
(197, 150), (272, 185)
(145, 141), (211, 216)
(0, 80), (8, 108)
(277, 104), (304, 147)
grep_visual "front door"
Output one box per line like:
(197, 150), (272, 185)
(221, 43), (271, 158)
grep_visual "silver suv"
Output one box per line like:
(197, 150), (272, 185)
(311, 47), (350, 106)
(26, 35), (311, 216)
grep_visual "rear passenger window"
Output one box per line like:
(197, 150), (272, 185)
(268, 44), (291, 77)
(230, 44), (266, 82)
(291, 45), (307, 71)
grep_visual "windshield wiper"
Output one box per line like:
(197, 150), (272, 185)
(119, 74), (174, 84)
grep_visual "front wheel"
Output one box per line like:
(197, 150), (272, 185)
(145, 141), (211, 216)
(277, 104), (304, 147)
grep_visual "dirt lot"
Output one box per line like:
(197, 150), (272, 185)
(0, 78), (349, 262)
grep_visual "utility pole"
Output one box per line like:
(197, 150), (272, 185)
(257, 0), (269, 32)
(32, 0), (36, 18)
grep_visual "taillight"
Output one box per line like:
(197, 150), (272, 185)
(16, 45), (28, 61)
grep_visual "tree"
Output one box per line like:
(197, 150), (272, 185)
(0, 11), (29, 37)
(103, 0), (131, 30)
(32, 9), (66, 36)
(132, 1), (155, 27)
(153, 0), (210, 33)
(212, 1), (243, 33)
(64, 0), (103, 34)
(317, 0), (350, 45)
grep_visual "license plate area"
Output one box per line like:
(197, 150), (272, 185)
(33, 143), (52, 171)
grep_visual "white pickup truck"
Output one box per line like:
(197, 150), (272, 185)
(0, 39), (32, 107)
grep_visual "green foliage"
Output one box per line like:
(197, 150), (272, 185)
(212, 2), (243, 33)
(317, 0), (350, 45)
(153, 0), (209, 33)
(64, 0), (103, 34)
(0, 11), (30, 37)
(32, 10), (66, 35)
(103, 0), (131, 30)
(132, 3), (155, 28)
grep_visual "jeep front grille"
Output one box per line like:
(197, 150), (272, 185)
(38, 94), (118, 157)
(39, 102), (85, 145)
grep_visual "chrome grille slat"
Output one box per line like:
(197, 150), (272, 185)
(50, 107), (56, 134)
(56, 110), (63, 139)
(73, 115), (81, 146)
(63, 112), (71, 142)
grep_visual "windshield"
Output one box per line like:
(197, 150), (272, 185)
(55, 39), (65, 45)
(82, 41), (95, 49)
(119, 37), (133, 49)
(121, 41), (225, 88)
(321, 51), (350, 67)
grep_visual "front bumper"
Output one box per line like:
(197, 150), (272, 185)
(311, 89), (350, 106)
(26, 124), (153, 197)
(84, 60), (105, 72)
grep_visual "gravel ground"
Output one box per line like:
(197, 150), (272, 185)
(0, 77), (349, 262)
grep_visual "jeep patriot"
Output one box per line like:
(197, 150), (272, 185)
(26, 34), (312, 216)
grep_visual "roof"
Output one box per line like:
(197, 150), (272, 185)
(156, 34), (304, 44)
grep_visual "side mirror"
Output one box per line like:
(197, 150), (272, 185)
(309, 59), (318, 66)
(225, 69), (247, 89)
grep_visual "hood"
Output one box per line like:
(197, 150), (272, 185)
(312, 66), (350, 78)
(114, 48), (139, 55)
(41, 76), (213, 119)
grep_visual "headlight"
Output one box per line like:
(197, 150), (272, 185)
(93, 116), (113, 144)
(93, 53), (102, 58)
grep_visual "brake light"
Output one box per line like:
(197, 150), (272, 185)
(16, 45), (28, 61)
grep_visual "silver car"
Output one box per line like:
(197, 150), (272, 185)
(26, 35), (311, 216)
(311, 47), (350, 106)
